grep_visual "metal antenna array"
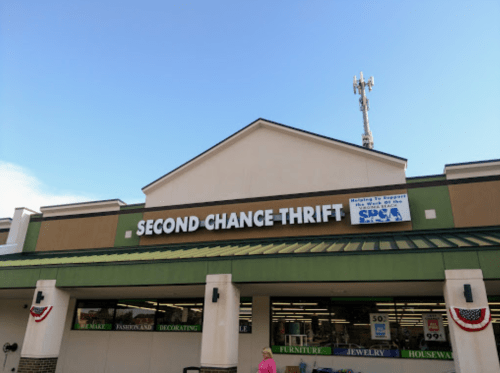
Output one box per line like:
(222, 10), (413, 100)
(353, 72), (375, 149)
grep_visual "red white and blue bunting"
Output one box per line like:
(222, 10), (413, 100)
(449, 307), (491, 332)
(30, 306), (53, 323)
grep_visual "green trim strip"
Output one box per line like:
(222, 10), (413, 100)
(22, 222), (41, 253)
(0, 248), (498, 288)
(2, 228), (499, 269)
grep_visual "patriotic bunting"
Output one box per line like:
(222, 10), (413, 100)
(30, 305), (53, 322)
(449, 307), (491, 332)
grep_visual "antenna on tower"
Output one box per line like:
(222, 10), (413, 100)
(353, 72), (375, 149)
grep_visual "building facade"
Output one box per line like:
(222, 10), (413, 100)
(1, 119), (500, 373)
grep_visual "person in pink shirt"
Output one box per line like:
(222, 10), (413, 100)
(258, 347), (276, 373)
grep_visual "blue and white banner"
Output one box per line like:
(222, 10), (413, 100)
(333, 348), (400, 358)
(370, 313), (391, 340)
(349, 194), (411, 225)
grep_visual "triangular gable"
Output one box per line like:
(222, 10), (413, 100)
(143, 119), (407, 208)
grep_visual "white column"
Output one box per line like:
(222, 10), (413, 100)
(200, 274), (240, 369)
(0, 208), (37, 255)
(21, 280), (70, 358)
(444, 269), (500, 373)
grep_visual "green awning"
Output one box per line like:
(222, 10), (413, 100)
(0, 227), (499, 268)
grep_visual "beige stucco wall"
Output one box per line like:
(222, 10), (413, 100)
(145, 123), (406, 208)
(0, 299), (31, 372)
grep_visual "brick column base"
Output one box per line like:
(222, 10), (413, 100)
(18, 357), (58, 373)
(200, 367), (237, 373)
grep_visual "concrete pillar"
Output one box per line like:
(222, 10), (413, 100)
(18, 280), (70, 373)
(0, 207), (37, 255)
(200, 274), (240, 373)
(252, 296), (270, 351)
(444, 269), (500, 373)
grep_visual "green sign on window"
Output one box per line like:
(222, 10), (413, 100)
(272, 346), (331, 355)
(401, 350), (453, 360)
(74, 324), (112, 330)
(156, 324), (202, 332)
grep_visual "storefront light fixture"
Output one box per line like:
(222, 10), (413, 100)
(406, 303), (439, 306)
(292, 303), (318, 305)
(464, 284), (473, 302)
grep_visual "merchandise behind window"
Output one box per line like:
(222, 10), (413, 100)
(271, 297), (453, 359)
(239, 298), (252, 333)
(74, 300), (114, 330)
(489, 297), (500, 359)
(156, 300), (203, 331)
(115, 300), (156, 331)
(72, 297), (252, 333)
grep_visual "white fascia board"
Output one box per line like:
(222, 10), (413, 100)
(40, 199), (126, 217)
(142, 119), (407, 195)
(0, 218), (12, 230)
(444, 160), (500, 179)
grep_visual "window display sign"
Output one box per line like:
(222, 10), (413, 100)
(156, 324), (201, 331)
(370, 313), (391, 340)
(349, 194), (410, 225)
(333, 348), (399, 358)
(422, 314), (446, 342)
(401, 350), (453, 360)
(272, 346), (331, 355)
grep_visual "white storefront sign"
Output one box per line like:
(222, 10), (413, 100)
(422, 313), (446, 342)
(349, 194), (411, 225)
(137, 203), (343, 236)
(370, 313), (391, 340)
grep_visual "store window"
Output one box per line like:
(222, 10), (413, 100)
(115, 300), (156, 331)
(489, 297), (500, 358)
(73, 300), (115, 330)
(271, 298), (334, 354)
(72, 298), (204, 332)
(378, 298), (452, 359)
(271, 297), (453, 359)
(239, 297), (252, 333)
(156, 299), (204, 332)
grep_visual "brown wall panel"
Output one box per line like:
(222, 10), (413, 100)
(448, 180), (500, 228)
(0, 232), (8, 245)
(36, 215), (119, 252)
(140, 188), (411, 246)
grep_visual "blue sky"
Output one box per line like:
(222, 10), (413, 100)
(1, 0), (499, 217)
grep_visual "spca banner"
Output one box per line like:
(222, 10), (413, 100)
(349, 194), (411, 225)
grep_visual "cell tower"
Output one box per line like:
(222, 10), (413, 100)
(353, 72), (375, 149)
